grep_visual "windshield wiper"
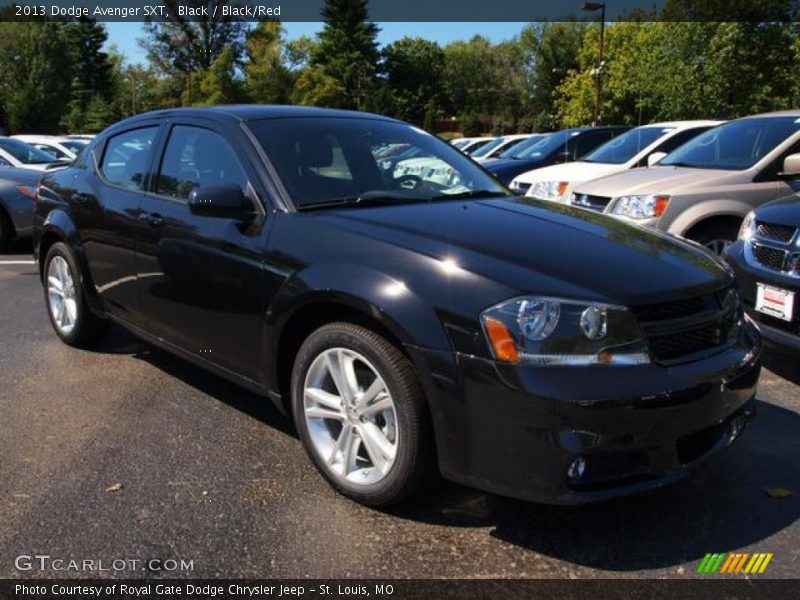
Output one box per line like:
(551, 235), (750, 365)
(431, 189), (509, 201)
(296, 191), (430, 211)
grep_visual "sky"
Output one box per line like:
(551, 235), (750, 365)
(104, 22), (530, 65)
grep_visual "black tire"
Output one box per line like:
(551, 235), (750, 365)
(688, 222), (740, 256)
(43, 242), (108, 347)
(0, 209), (13, 251)
(291, 322), (434, 506)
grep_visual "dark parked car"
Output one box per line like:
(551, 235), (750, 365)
(0, 167), (41, 249)
(483, 126), (630, 186)
(33, 107), (760, 506)
(726, 190), (800, 350)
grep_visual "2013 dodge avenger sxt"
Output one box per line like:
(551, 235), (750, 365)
(32, 106), (761, 506)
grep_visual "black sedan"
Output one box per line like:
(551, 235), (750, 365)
(0, 166), (42, 249)
(726, 193), (800, 351)
(33, 106), (760, 506)
(483, 126), (629, 186)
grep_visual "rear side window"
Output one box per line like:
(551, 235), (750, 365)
(156, 125), (248, 201)
(100, 128), (158, 191)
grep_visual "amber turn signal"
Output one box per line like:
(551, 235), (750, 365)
(484, 317), (520, 363)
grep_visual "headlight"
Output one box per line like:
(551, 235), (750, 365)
(529, 180), (569, 200)
(480, 296), (650, 366)
(611, 195), (670, 219)
(738, 210), (755, 240)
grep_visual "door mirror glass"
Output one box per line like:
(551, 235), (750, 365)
(188, 184), (248, 218)
(648, 152), (667, 167)
(779, 153), (800, 178)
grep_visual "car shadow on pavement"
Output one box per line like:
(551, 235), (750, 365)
(95, 323), (297, 439)
(0, 238), (33, 255)
(388, 399), (800, 572)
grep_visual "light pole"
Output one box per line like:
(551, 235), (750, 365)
(581, 2), (605, 126)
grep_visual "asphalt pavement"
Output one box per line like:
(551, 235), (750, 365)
(1, 243), (798, 579)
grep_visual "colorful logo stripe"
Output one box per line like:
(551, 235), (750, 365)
(697, 553), (773, 574)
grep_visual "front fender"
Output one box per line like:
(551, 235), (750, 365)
(667, 198), (752, 236)
(267, 262), (452, 351)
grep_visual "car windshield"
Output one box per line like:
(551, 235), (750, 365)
(0, 138), (56, 164)
(659, 116), (800, 170)
(471, 137), (511, 158)
(497, 134), (548, 159)
(61, 139), (88, 153)
(249, 118), (509, 208)
(583, 126), (673, 164)
(506, 131), (571, 160)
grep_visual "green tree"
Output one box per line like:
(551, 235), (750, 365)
(311, 0), (380, 109)
(383, 37), (444, 126)
(291, 67), (346, 107)
(244, 20), (294, 104)
(139, 0), (248, 103)
(182, 47), (243, 106)
(0, 21), (73, 133)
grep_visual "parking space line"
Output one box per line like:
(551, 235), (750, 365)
(0, 260), (35, 265)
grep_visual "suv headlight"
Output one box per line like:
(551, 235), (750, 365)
(738, 210), (755, 240)
(529, 181), (569, 200)
(480, 296), (650, 366)
(611, 195), (670, 219)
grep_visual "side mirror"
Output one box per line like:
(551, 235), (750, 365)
(647, 152), (667, 167)
(557, 150), (572, 163)
(778, 153), (800, 178)
(188, 184), (249, 218)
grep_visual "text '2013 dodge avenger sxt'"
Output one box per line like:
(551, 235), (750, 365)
(33, 106), (761, 506)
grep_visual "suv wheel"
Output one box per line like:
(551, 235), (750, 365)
(690, 223), (739, 256)
(43, 242), (108, 346)
(291, 322), (433, 506)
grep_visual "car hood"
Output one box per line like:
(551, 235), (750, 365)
(513, 161), (624, 185)
(753, 194), (800, 227)
(573, 165), (746, 198)
(316, 196), (731, 306)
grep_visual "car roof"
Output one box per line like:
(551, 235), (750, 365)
(128, 105), (401, 124)
(739, 110), (800, 119)
(637, 120), (724, 129)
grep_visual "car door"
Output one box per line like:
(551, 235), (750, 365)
(135, 119), (270, 381)
(78, 123), (162, 322)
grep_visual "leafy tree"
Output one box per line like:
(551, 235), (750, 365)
(442, 36), (498, 116)
(0, 21), (73, 133)
(311, 0), (380, 109)
(292, 67), (346, 107)
(518, 21), (586, 130)
(383, 37), (444, 126)
(244, 20), (294, 104)
(139, 1), (248, 76)
(182, 47), (243, 106)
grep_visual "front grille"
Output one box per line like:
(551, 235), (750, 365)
(756, 221), (796, 243)
(647, 323), (724, 361)
(752, 244), (788, 271)
(633, 285), (738, 364)
(571, 193), (611, 212)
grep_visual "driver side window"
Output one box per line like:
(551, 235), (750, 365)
(156, 125), (248, 202)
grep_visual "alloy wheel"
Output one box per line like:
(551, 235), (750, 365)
(704, 238), (732, 256)
(47, 256), (78, 335)
(302, 347), (399, 486)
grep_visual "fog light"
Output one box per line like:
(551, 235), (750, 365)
(567, 457), (586, 480)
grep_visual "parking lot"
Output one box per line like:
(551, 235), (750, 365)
(1, 242), (799, 580)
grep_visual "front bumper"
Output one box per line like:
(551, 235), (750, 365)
(726, 240), (800, 351)
(408, 320), (761, 504)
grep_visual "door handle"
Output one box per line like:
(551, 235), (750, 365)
(71, 192), (92, 204)
(139, 212), (164, 227)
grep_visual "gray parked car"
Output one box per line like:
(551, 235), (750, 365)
(569, 111), (800, 254)
(0, 167), (41, 249)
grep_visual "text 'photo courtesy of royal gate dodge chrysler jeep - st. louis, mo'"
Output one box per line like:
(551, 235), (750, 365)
(33, 105), (761, 507)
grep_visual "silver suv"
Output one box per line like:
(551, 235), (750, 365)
(569, 111), (800, 254)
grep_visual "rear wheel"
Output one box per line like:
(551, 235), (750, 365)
(43, 242), (108, 346)
(688, 222), (739, 256)
(291, 322), (433, 506)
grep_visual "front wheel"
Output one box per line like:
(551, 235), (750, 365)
(689, 223), (739, 256)
(291, 322), (433, 506)
(43, 242), (108, 346)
